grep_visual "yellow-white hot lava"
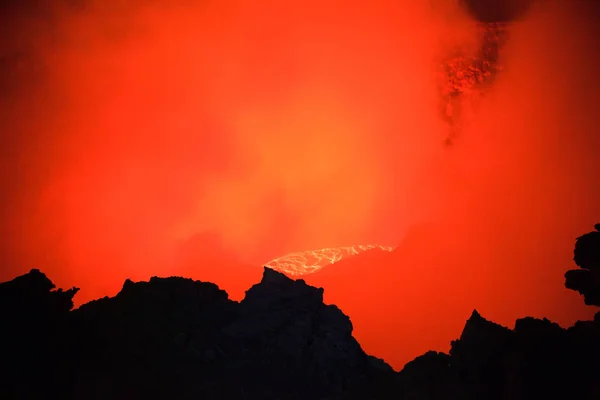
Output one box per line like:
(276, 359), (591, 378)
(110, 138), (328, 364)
(264, 244), (395, 276)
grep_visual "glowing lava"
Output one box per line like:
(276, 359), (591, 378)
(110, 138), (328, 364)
(264, 245), (395, 276)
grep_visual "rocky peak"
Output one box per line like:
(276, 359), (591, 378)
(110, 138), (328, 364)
(242, 266), (325, 309)
(457, 309), (514, 344)
(448, 310), (515, 400)
(222, 267), (380, 397)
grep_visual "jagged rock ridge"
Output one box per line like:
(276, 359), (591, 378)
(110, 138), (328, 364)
(1, 224), (599, 399)
(0, 267), (392, 400)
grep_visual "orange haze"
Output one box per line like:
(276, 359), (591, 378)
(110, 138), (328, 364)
(0, 0), (599, 370)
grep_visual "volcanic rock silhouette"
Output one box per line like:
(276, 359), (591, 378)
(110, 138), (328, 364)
(1, 224), (600, 399)
(392, 309), (600, 400)
(565, 223), (600, 306)
(0, 267), (393, 400)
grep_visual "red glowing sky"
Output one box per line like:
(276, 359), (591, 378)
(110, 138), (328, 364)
(1, 0), (599, 370)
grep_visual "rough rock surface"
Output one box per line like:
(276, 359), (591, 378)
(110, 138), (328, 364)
(1, 224), (599, 399)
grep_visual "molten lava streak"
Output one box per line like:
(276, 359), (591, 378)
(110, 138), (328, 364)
(265, 245), (395, 276)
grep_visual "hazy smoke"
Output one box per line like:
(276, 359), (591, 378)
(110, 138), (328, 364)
(1, 0), (455, 301)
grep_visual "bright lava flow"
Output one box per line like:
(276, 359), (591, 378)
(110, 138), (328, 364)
(264, 244), (395, 276)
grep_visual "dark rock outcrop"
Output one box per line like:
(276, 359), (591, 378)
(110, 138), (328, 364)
(395, 310), (600, 400)
(565, 224), (600, 306)
(0, 269), (79, 399)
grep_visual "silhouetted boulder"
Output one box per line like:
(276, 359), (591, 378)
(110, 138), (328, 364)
(565, 224), (600, 306)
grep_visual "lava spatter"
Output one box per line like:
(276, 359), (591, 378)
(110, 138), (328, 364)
(437, 23), (510, 146)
